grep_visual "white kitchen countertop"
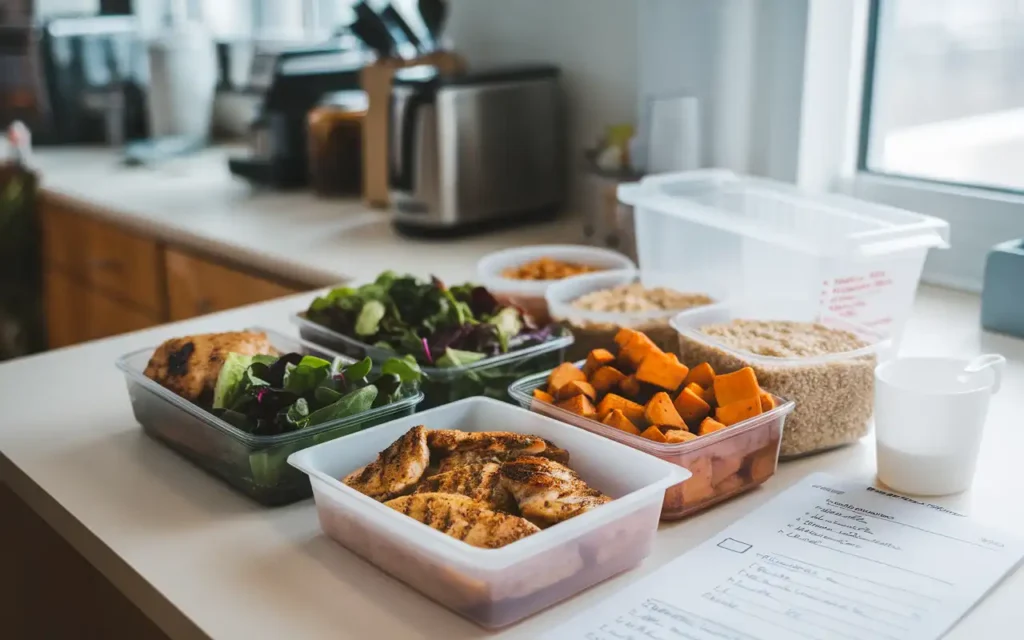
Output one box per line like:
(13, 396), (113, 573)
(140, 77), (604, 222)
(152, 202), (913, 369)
(1, 284), (1022, 639)
(32, 147), (583, 287)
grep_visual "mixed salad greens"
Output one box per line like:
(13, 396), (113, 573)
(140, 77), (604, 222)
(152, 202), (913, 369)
(305, 271), (562, 367)
(210, 350), (421, 435)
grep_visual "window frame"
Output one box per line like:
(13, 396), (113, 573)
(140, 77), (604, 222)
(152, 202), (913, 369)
(812, 0), (1024, 292)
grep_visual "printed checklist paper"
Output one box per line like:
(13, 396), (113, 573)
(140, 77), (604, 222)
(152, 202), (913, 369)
(544, 473), (1024, 640)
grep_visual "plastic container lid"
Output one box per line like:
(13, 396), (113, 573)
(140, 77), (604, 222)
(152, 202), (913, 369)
(619, 169), (950, 259)
(476, 245), (637, 298)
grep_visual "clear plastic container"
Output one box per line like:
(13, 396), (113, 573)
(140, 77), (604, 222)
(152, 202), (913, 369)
(671, 299), (891, 459)
(476, 245), (637, 323)
(509, 366), (794, 519)
(116, 328), (424, 506)
(287, 397), (686, 628)
(545, 269), (717, 361)
(619, 169), (949, 342)
(292, 313), (573, 409)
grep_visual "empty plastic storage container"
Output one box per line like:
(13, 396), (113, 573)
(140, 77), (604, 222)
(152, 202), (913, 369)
(116, 327), (424, 505)
(619, 170), (949, 342)
(288, 397), (686, 628)
(509, 366), (794, 519)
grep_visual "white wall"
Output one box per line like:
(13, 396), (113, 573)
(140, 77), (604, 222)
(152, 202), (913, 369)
(447, 0), (639, 205)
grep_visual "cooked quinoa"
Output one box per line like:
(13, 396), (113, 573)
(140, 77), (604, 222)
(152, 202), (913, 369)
(680, 319), (875, 458)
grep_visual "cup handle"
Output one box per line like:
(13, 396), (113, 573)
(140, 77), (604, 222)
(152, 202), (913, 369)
(965, 353), (1006, 394)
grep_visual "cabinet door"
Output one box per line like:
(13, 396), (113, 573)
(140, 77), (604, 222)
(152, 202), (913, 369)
(41, 199), (164, 314)
(45, 270), (160, 348)
(165, 249), (301, 321)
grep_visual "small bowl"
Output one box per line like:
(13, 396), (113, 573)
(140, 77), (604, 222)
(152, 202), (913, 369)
(477, 245), (636, 323)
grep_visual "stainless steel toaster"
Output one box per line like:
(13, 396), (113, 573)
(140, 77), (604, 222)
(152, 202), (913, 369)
(389, 65), (565, 234)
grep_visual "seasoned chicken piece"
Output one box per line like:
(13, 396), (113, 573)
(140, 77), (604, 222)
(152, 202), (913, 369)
(427, 430), (547, 473)
(535, 439), (570, 465)
(385, 492), (539, 549)
(414, 462), (517, 512)
(500, 456), (612, 528)
(144, 331), (275, 403)
(344, 426), (430, 501)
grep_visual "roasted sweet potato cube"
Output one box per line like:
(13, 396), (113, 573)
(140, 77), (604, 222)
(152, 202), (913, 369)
(583, 348), (616, 376)
(557, 394), (596, 418)
(680, 456), (714, 503)
(748, 446), (778, 482)
(597, 393), (645, 425)
(674, 387), (711, 425)
(602, 409), (641, 436)
(556, 379), (597, 401)
(713, 367), (761, 407)
(640, 425), (668, 443)
(702, 383), (716, 407)
(712, 455), (744, 486)
(613, 327), (642, 348)
(644, 391), (686, 429)
(665, 429), (699, 444)
(635, 350), (689, 391)
(547, 362), (587, 395)
(618, 331), (660, 370)
(698, 416), (729, 436)
(760, 391), (776, 411)
(532, 388), (554, 404)
(715, 474), (745, 494)
(684, 362), (716, 389)
(684, 382), (704, 396)
(618, 374), (642, 399)
(590, 365), (626, 394)
(715, 396), (762, 426)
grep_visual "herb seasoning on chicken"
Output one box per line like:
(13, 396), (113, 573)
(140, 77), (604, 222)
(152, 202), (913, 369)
(344, 426), (612, 548)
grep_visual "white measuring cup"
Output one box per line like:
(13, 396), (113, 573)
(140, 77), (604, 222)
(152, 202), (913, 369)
(874, 354), (1005, 496)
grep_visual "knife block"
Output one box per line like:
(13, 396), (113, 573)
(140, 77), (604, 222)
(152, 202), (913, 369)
(360, 51), (466, 208)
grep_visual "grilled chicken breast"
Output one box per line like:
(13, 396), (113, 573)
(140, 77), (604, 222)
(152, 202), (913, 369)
(385, 492), (539, 549)
(144, 331), (276, 403)
(535, 439), (570, 465)
(428, 430), (548, 473)
(500, 456), (611, 528)
(413, 462), (517, 512)
(344, 426), (430, 501)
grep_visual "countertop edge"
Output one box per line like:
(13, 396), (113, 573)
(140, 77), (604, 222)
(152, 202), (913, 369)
(1, 451), (210, 639)
(40, 188), (352, 289)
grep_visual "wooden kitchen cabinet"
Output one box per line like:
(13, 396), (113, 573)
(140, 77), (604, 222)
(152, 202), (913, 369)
(40, 194), (309, 349)
(41, 200), (164, 314)
(165, 248), (300, 321)
(44, 270), (160, 348)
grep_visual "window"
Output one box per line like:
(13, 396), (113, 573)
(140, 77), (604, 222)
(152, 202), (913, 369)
(860, 0), (1024, 193)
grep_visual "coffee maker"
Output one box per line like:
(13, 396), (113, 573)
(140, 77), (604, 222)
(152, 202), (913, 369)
(227, 45), (370, 188)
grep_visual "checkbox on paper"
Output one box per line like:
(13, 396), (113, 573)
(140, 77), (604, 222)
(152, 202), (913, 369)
(717, 538), (752, 553)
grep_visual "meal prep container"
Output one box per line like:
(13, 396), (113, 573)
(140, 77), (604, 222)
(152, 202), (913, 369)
(116, 328), (424, 506)
(546, 269), (716, 360)
(476, 244), (636, 324)
(288, 397), (687, 628)
(619, 169), (949, 343)
(509, 365), (794, 519)
(671, 299), (889, 459)
(293, 313), (573, 409)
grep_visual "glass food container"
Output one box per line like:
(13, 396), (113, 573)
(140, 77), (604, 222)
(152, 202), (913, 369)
(292, 314), (573, 409)
(671, 299), (890, 458)
(508, 364), (793, 519)
(116, 327), (424, 505)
